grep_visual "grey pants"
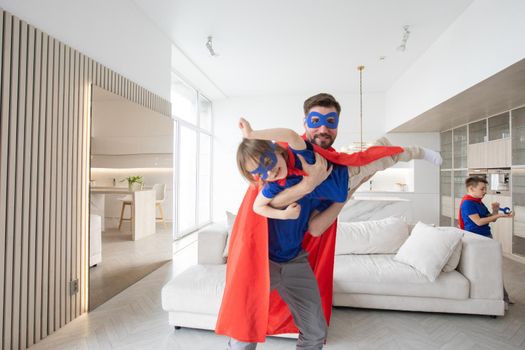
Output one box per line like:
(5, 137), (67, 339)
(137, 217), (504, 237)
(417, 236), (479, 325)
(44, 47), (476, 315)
(227, 251), (327, 350)
(348, 138), (425, 195)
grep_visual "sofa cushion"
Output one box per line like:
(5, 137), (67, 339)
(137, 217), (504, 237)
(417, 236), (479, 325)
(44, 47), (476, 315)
(394, 221), (463, 282)
(335, 217), (409, 255)
(333, 254), (469, 300)
(162, 264), (226, 315)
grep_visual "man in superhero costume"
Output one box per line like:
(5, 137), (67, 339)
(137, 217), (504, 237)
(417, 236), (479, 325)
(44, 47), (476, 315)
(216, 93), (405, 349)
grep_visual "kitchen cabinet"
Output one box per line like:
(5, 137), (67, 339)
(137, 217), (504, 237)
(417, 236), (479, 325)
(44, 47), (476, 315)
(512, 106), (525, 166)
(440, 170), (452, 226)
(482, 194), (513, 254)
(453, 126), (468, 169)
(512, 169), (525, 257)
(441, 130), (453, 169)
(453, 170), (468, 229)
(488, 112), (510, 141)
(486, 138), (511, 168)
(467, 143), (486, 168)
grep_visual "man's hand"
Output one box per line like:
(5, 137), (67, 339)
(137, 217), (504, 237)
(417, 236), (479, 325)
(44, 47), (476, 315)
(491, 202), (500, 212)
(283, 203), (301, 220)
(297, 153), (332, 192)
(239, 117), (254, 138)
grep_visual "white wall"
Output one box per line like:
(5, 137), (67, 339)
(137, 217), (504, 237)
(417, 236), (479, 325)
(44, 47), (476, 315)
(212, 93), (440, 225)
(0, 0), (172, 99)
(385, 0), (525, 131)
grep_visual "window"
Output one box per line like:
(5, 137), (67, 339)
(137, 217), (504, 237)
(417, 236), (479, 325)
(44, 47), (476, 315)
(171, 72), (213, 234)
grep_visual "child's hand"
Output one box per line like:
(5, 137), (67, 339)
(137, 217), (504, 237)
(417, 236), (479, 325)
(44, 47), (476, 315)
(239, 118), (254, 138)
(500, 211), (514, 218)
(283, 203), (301, 220)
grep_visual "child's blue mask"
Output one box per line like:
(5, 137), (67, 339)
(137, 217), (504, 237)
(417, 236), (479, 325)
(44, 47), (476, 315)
(249, 146), (277, 180)
(304, 111), (339, 129)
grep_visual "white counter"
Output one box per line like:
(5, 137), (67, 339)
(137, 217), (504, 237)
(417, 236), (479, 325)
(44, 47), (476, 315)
(90, 186), (156, 240)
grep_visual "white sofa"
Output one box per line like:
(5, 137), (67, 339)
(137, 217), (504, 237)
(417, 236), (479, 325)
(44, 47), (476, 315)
(161, 221), (505, 332)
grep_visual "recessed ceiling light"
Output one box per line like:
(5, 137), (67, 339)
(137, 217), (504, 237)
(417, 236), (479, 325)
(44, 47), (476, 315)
(379, 56), (386, 61)
(206, 36), (219, 57)
(397, 25), (411, 52)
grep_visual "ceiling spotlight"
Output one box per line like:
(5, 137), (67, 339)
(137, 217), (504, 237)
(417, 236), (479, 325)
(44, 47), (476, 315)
(206, 36), (219, 57)
(396, 25), (411, 52)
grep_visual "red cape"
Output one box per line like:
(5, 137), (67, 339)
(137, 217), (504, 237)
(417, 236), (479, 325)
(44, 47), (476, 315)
(215, 141), (403, 342)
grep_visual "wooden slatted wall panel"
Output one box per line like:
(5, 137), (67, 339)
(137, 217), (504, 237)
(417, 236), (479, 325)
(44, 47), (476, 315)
(0, 9), (171, 350)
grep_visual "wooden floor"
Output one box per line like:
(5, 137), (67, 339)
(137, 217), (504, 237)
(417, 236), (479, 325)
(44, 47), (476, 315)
(29, 256), (525, 350)
(89, 224), (172, 310)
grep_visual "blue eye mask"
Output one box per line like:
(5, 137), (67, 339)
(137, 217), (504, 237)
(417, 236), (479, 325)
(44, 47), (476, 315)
(249, 147), (277, 180)
(305, 111), (339, 129)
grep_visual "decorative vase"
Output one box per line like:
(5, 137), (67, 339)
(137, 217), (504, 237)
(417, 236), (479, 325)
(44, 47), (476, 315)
(129, 182), (143, 192)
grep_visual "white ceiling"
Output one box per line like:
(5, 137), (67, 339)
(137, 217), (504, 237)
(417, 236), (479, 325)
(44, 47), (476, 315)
(133, 0), (473, 97)
(391, 58), (525, 132)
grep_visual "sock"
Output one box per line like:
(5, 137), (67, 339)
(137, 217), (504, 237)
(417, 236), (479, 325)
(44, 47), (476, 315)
(422, 148), (442, 166)
(374, 137), (392, 146)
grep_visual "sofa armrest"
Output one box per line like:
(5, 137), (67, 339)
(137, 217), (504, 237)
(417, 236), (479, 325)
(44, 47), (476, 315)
(458, 232), (503, 300)
(197, 223), (228, 265)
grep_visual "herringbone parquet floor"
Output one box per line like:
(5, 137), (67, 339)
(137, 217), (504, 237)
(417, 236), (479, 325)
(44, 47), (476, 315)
(29, 257), (525, 350)
(89, 224), (173, 310)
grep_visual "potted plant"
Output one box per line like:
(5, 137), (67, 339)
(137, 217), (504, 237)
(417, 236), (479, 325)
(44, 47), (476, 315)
(121, 175), (144, 191)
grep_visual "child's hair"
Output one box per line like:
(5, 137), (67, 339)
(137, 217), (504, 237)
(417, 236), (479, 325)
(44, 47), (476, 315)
(465, 176), (488, 188)
(237, 139), (288, 183)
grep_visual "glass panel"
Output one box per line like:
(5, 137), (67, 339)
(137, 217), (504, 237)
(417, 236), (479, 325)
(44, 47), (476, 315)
(440, 170), (452, 227)
(512, 170), (525, 257)
(512, 106), (525, 166)
(198, 134), (211, 225)
(199, 95), (212, 132)
(171, 73), (197, 124)
(440, 171), (452, 196)
(440, 131), (453, 169)
(488, 112), (510, 141)
(453, 126), (467, 169)
(178, 126), (197, 232)
(453, 170), (468, 199)
(468, 120), (486, 144)
(453, 170), (468, 229)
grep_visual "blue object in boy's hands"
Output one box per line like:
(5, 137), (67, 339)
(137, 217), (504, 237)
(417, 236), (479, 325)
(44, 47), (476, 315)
(499, 207), (511, 214)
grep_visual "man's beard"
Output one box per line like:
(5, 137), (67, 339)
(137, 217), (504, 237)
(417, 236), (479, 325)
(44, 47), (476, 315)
(311, 133), (334, 149)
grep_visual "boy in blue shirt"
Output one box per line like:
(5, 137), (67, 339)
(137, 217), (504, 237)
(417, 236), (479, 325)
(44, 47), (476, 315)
(459, 176), (513, 235)
(459, 176), (514, 306)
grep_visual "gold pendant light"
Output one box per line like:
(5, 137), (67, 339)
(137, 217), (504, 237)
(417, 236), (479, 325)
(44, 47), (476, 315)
(340, 65), (372, 153)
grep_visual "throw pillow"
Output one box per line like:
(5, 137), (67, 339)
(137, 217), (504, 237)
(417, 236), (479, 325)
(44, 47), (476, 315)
(222, 211), (237, 258)
(335, 217), (409, 255)
(394, 221), (463, 281)
(436, 227), (464, 272)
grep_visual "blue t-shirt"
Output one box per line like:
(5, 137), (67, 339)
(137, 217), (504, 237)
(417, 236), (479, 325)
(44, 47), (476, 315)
(268, 197), (332, 262)
(460, 200), (492, 237)
(261, 142), (349, 203)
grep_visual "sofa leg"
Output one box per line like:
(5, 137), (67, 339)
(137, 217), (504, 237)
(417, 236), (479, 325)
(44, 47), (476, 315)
(174, 326), (182, 330)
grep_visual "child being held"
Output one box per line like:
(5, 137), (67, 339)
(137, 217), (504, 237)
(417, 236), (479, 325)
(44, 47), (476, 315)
(237, 117), (442, 220)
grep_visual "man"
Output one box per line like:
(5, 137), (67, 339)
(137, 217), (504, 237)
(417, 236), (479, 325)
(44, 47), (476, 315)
(216, 93), (380, 349)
